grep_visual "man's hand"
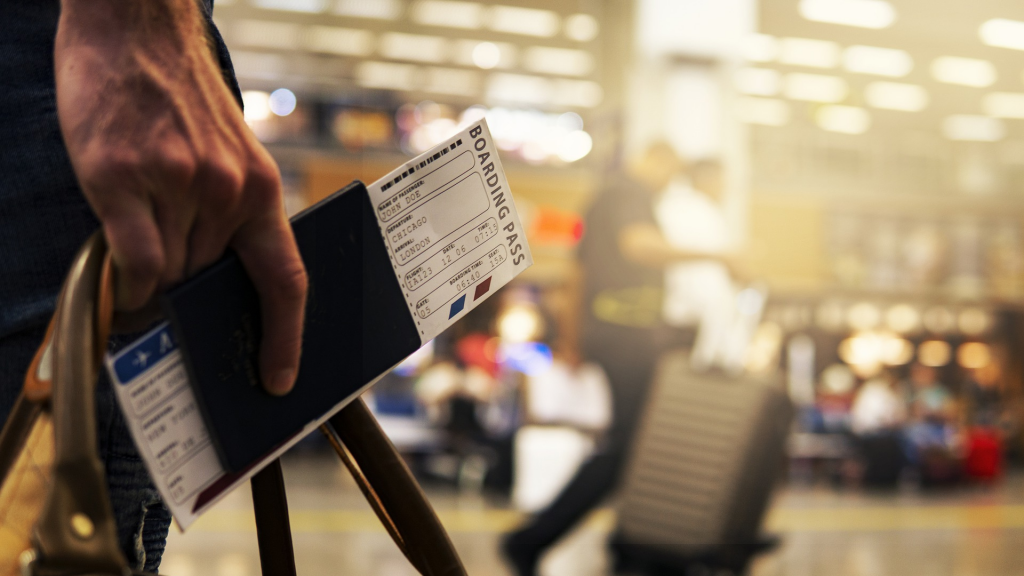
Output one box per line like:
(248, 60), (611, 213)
(55, 0), (307, 395)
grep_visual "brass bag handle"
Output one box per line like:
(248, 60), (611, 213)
(31, 231), (129, 575)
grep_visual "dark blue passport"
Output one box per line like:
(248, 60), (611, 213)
(161, 181), (422, 472)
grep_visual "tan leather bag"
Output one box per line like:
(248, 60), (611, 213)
(0, 232), (468, 576)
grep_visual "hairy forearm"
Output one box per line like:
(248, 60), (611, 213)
(58, 0), (205, 53)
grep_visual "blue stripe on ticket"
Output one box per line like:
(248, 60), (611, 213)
(112, 323), (178, 384)
(449, 295), (466, 319)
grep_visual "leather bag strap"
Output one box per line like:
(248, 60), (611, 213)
(323, 400), (468, 576)
(251, 460), (297, 576)
(31, 232), (129, 575)
(250, 399), (468, 576)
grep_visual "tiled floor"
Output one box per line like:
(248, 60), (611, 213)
(161, 454), (1024, 576)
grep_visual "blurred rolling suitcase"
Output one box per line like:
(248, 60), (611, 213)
(611, 352), (793, 576)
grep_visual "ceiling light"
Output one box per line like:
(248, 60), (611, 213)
(454, 40), (515, 69)
(799, 0), (896, 29)
(816, 301), (847, 332)
(838, 331), (911, 372)
(922, 306), (955, 333)
(843, 45), (912, 77)
(865, 82), (928, 111)
(411, 1), (483, 29)
(228, 51), (286, 80)
(252, 0), (327, 12)
(821, 363), (857, 394)
(306, 26), (374, 56)
(885, 304), (920, 334)
(847, 302), (881, 330)
(333, 0), (402, 19)
(779, 37), (841, 68)
(743, 34), (779, 62)
(523, 47), (594, 77)
(957, 342), (992, 369)
(918, 340), (951, 367)
(558, 131), (593, 162)
(379, 33), (449, 63)
(565, 14), (599, 42)
(980, 18), (1024, 51)
(234, 20), (301, 50)
(817, 105), (871, 134)
(931, 56), (997, 88)
(497, 305), (544, 343)
(487, 73), (551, 106)
(983, 92), (1024, 118)
(784, 73), (848, 102)
(943, 115), (1005, 142)
(268, 88), (296, 116)
(883, 338), (915, 366)
(472, 42), (501, 69)
(736, 97), (790, 126)
(557, 112), (584, 131)
(735, 68), (782, 96)
(356, 61), (419, 91)
(488, 6), (560, 38)
(423, 67), (480, 97)
(551, 79), (603, 108)
(242, 91), (271, 122)
(958, 308), (992, 335)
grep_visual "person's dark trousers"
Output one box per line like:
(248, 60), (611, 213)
(503, 347), (656, 576)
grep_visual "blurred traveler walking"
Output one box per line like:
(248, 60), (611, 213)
(502, 142), (740, 576)
(0, 1), (306, 571)
(656, 159), (752, 373)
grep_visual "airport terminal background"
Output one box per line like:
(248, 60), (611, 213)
(165, 0), (1024, 574)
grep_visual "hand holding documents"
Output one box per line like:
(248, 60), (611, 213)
(104, 120), (532, 528)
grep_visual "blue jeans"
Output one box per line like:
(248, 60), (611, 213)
(0, 1), (239, 571)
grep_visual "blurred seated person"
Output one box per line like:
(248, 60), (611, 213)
(851, 371), (907, 435)
(525, 346), (612, 434)
(902, 363), (961, 482)
(907, 363), (956, 425)
(962, 360), (1011, 481)
(850, 371), (908, 487)
(503, 142), (745, 576)
(964, 360), (1004, 429)
(814, 363), (858, 434)
(416, 333), (501, 488)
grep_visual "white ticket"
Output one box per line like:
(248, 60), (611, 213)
(369, 120), (533, 342)
(105, 119), (531, 529)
